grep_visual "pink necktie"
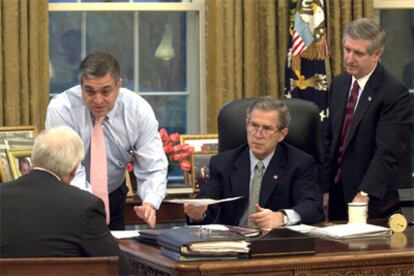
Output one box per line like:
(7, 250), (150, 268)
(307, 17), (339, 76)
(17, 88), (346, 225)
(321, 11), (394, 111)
(334, 80), (359, 183)
(90, 117), (110, 224)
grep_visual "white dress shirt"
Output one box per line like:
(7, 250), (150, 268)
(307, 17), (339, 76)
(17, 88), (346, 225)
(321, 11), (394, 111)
(45, 85), (168, 208)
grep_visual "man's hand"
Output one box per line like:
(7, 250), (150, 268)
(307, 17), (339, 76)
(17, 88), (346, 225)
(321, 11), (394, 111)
(133, 202), (157, 228)
(249, 204), (285, 231)
(183, 204), (207, 221)
(352, 192), (369, 204)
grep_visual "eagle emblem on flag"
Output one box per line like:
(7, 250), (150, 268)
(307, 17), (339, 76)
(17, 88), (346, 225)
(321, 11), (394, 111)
(285, 0), (330, 123)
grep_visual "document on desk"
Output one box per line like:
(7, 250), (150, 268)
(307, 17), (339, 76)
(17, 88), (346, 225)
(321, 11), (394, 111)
(308, 223), (391, 239)
(111, 230), (140, 239)
(164, 196), (244, 206)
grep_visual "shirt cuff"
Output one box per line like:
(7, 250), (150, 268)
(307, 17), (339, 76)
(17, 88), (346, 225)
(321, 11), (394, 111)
(281, 209), (301, 225)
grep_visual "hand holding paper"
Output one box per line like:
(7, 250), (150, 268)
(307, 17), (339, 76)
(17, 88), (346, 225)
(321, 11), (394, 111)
(173, 196), (243, 222)
(184, 204), (208, 221)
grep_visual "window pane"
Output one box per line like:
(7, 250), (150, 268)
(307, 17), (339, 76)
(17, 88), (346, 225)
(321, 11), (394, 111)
(86, 12), (135, 90)
(49, 12), (82, 94)
(139, 12), (187, 92)
(380, 10), (414, 90)
(143, 95), (187, 133)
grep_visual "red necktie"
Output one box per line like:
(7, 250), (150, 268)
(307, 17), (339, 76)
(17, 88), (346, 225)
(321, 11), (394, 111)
(334, 80), (359, 183)
(90, 117), (110, 224)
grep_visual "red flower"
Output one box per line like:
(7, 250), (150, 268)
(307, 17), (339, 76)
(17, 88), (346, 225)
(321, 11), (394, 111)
(179, 160), (191, 171)
(163, 144), (174, 154)
(159, 128), (194, 172)
(159, 128), (169, 144)
(169, 133), (180, 143)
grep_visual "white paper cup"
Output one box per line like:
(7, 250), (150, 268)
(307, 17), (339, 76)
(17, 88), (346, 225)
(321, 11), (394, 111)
(348, 202), (368, 224)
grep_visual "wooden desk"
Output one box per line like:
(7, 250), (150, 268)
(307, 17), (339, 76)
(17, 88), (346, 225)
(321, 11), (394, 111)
(120, 226), (414, 275)
(125, 196), (186, 225)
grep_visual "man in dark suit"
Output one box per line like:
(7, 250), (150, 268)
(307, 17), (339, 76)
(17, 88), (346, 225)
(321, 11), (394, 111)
(323, 18), (412, 221)
(0, 126), (129, 275)
(184, 97), (323, 231)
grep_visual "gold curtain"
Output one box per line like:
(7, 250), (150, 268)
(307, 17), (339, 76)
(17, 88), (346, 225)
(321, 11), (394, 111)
(206, 0), (289, 131)
(0, 0), (49, 132)
(205, 0), (373, 132)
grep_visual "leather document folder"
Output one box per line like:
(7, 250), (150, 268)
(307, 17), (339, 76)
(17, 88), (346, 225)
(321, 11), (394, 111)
(249, 228), (315, 257)
(157, 226), (248, 255)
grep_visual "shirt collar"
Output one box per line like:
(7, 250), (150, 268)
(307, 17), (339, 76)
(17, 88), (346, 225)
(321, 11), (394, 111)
(249, 149), (275, 173)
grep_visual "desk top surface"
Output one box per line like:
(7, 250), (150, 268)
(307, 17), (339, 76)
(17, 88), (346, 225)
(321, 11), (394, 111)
(120, 224), (414, 274)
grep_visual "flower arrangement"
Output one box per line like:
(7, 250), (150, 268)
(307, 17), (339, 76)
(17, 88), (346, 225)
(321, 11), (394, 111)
(159, 128), (194, 171)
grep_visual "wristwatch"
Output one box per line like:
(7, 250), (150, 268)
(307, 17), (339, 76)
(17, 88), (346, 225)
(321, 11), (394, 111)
(360, 191), (368, 197)
(279, 210), (289, 226)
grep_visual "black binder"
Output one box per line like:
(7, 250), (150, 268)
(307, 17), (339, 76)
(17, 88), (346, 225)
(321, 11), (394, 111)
(248, 228), (315, 257)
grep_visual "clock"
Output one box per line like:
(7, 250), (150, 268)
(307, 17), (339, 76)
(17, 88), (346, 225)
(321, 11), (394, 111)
(388, 214), (408, 233)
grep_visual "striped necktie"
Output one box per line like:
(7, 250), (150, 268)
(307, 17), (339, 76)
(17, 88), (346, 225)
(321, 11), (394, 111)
(334, 80), (360, 183)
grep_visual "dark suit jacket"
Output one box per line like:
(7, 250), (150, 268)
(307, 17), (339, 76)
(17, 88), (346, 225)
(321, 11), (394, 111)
(0, 170), (129, 275)
(323, 63), (412, 217)
(193, 142), (324, 226)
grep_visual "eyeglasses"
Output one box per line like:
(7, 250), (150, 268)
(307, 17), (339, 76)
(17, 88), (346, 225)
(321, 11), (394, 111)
(246, 122), (282, 137)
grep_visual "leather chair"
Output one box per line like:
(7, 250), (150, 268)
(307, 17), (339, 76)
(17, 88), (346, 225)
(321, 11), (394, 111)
(217, 98), (323, 183)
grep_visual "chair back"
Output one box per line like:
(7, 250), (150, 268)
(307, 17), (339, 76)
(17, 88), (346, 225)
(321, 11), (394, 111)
(0, 256), (119, 276)
(217, 98), (322, 180)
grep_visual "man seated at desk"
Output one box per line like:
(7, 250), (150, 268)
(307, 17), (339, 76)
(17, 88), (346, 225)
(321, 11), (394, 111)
(0, 126), (129, 276)
(184, 97), (324, 232)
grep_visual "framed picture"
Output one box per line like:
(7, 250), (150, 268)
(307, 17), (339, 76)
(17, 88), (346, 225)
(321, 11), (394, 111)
(191, 152), (215, 192)
(180, 134), (218, 187)
(179, 134), (218, 153)
(6, 148), (33, 180)
(0, 126), (37, 183)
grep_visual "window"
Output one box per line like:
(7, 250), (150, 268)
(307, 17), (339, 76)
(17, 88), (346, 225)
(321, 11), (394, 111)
(374, 0), (414, 93)
(48, 0), (206, 136)
(374, 0), (414, 178)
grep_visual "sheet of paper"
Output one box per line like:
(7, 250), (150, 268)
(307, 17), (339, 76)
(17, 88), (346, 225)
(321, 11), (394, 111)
(309, 223), (391, 239)
(287, 224), (319, 234)
(164, 196), (244, 206)
(111, 230), (140, 239)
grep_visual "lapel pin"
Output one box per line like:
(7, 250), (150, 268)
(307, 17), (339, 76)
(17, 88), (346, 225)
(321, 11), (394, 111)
(273, 175), (278, 180)
(368, 96), (372, 102)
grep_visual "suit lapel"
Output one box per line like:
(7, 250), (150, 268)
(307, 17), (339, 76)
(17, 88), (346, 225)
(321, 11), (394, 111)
(347, 64), (382, 148)
(260, 145), (285, 206)
(230, 147), (251, 218)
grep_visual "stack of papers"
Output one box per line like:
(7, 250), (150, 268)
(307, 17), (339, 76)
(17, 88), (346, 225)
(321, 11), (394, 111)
(306, 223), (391, 239)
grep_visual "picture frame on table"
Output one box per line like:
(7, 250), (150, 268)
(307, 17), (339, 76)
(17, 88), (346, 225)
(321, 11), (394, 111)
(179, 134), (218, 187)
(191, 152), (215, 192)
(179, 134), (218, 153)
(0, 126), (37, 183)
(6, 148), (33, 180)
